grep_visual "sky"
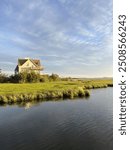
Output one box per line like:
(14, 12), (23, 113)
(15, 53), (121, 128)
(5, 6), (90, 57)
(0, 0), (113, 77)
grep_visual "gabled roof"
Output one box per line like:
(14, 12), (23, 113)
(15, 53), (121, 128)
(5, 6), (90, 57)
(18, 59), (41, 67)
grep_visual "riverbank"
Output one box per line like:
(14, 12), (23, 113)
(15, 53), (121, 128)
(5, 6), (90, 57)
(0, 79), (113, 104)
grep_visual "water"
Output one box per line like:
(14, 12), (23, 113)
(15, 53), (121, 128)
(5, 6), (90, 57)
(0, 88), (113, 150)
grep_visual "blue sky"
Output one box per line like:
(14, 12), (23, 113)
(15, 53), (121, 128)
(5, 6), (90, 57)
(0, 0), (112, 77)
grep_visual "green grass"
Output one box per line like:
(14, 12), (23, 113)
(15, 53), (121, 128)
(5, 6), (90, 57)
(0, 79), (113, 104)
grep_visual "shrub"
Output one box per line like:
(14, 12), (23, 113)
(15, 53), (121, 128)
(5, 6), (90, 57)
(26, 72), (40, 83)
(9, 74), (21, 83)
(9, 71), (41, 83)
(40, 75), (49, 82)
(0, 73), (9, 83)
(49, 73), (60, 81)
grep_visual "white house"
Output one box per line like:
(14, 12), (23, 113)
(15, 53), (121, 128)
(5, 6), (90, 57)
(15, 58), (43, 74)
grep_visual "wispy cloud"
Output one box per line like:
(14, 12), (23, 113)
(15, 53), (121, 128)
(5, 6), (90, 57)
(0, 0), (112, 77)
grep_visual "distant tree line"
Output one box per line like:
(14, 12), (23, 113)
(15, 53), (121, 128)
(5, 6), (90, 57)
(0, 71), (72, 83)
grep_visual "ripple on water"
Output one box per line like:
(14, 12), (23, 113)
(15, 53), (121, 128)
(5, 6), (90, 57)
(0, 88), (113, 150)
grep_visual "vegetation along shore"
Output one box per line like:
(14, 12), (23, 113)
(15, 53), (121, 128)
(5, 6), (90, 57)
(0, 77), (113, 104)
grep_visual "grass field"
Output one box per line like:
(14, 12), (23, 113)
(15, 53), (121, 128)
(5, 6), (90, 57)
(0, 79), (113, 104)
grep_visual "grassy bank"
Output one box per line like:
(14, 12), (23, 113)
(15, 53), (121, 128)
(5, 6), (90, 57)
(0, 79), (113, 104)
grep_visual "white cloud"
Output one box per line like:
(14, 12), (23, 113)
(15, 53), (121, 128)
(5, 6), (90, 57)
(0, 0), (113, 76)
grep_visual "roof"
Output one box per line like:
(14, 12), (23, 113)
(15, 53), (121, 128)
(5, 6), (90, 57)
(15, 65), (18, 71)
(31, 59), (40, 66)
(18, 59), (41, 67)
(18, 59), (27, 66)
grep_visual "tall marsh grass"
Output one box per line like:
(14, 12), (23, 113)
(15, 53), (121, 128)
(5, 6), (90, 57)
(0, 88), (90, 104)
(0, 79), (112, 104)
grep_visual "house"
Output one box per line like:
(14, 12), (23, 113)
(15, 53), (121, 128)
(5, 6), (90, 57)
(15, 58), (43, 74)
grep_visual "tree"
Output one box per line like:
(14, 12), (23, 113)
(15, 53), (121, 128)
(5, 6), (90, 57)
(49, 73), (60, 81)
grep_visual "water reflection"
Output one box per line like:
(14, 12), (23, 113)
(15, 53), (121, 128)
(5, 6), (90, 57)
(0, 88), (113, 150)
(0, 97), (90, 109)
